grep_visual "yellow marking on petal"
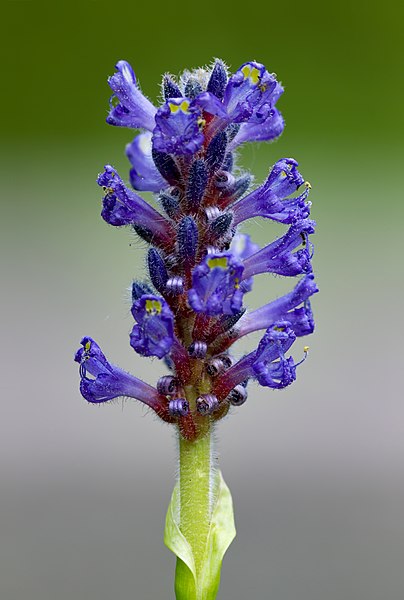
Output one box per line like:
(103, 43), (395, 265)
(207, 257), (228, 270)
(85, 341), (91, 352)
(241, 65), (252, 79)
(234, 278), (240, 289)
(169, 100), (189, 114)
(145, 299), (162, 314)
(305, 181), (312, 189)
(304, 346), (310, 353)
(197, 117), (206, 130)
(274, 326), (285, 332)
(250, 67), (260, 84)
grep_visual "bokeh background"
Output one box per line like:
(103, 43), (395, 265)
(1, 2), (403, 599)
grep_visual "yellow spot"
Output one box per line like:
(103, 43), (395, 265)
(241, 64), (260, 84)
(207, 257), (228, 269)
(304, 346), (310, 353)
(145, 299), (162, 314)
(85, 341), (91, 352)
(274, 326), (285, 332)
(250, 67), (260, 84)
(305, 181), (312, 189)
(197, 117), (206, 130)
(234, 278), (240, 289)
(169, 100), (190, 114)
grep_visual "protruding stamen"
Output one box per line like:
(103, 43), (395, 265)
(168, 398), (189, 417)
(157, 375), (180, 395)
(295, 346), (310, 367)
(196, 394), (219, 416)
(188, 341), (208, 358)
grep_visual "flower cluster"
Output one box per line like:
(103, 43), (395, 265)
(75, 59), (318, 440)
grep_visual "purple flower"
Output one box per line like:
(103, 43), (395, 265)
(228, 108), (285, 149)
(97, 165), (174, 248)
(107, 61), (157, 131)
(236, 274), (318, 338)
(130, 295), (174, 358)
(75, 337), (173, 420)
(126, 132), (168, 192)
(152, 98), (204, 155)
(231, 158), (311, 225)
(252, 322), (297, 389)
(242, 219), (315, 279)
(188, 252), (244, 316)
(213, 321), (298, 399)
(77, 58), (318, 437)
(223, 62), (284, 124)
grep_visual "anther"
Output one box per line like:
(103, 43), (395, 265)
(157, 375), (180, 395)
(196, 394), (219, 416)
(188, 341), (207, 359)
(227, 385), (248, 406)
(168, 398), (189, 417)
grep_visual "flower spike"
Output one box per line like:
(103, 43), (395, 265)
(77, 56), (318, 599)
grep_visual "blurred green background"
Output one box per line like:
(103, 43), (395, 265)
(1, 2), (404, 600)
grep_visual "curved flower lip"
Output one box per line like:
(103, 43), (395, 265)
(241, 218), (316, 279)
(75, 337), (173, 421)
(231, 158), (311, 225)
(213, 321), (297, 399)
(97, 165), (175, 248)
(130, 295), (174, 359)
(228, 108), (285, 149)
(236, 273), (319, 338)
(152, 97), (204, 155)
(223, 61), (283, 124)
(107, 60), (157, 131)
(188, 252), (245, 316)
(126, 132), (168, 192)
(252, 321), (297, 389)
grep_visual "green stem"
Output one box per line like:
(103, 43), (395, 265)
(179, 428), (213, 573)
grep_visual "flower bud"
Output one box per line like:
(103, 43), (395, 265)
(196, 394), (219, 415)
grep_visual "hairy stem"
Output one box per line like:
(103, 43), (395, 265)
(178, 426), (213, 573)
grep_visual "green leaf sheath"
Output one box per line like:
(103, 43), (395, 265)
(165, 428), (236, 600)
